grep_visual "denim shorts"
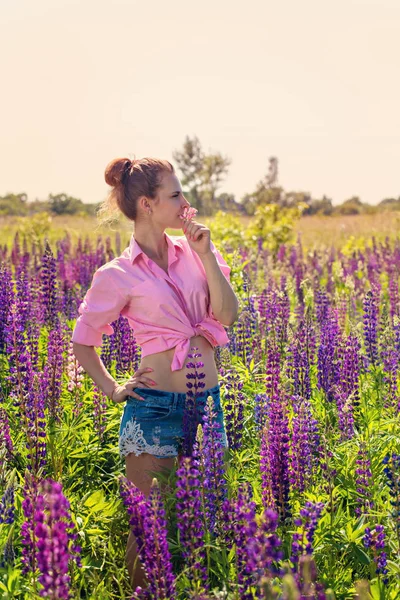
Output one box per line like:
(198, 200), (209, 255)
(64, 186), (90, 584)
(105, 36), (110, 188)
(118, 383), (228, 459)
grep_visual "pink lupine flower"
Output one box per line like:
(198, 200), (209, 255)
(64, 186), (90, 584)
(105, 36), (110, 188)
(179, 207), (198, 221)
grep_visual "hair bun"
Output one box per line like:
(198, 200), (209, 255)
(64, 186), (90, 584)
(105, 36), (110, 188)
(104, 157), (133, 187)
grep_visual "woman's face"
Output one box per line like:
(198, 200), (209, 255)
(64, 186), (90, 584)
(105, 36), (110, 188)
(157, 171), (191, 229)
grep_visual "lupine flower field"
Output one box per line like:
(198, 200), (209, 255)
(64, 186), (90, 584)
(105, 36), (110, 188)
(1, 222), (400, 599)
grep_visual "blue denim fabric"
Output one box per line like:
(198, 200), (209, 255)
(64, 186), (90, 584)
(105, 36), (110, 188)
(118, 383), (228, 459)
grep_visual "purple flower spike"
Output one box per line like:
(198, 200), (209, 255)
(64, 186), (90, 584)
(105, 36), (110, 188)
(175, 455), (208, 591)
(291, 501), (325, 566)
(119, 476), (176, 599)
(0, 484), (15, 524)
(363, 524), (389, 585)
(355, 442), (374, 517)
(382, 454), (400, 535)
(193, 395), (228, 537)
(362, 286), (380, 369)
(289, 396), (316, 493)
(34, 478), (81, 599)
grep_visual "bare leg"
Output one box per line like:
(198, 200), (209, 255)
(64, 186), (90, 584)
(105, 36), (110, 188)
(124, 452), (176, 591)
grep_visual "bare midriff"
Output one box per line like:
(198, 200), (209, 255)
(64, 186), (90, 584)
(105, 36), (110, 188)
(138, 335), (219, 393)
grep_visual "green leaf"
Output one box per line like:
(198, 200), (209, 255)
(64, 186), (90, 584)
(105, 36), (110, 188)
(85, 528), (106, 535)
(7, 569), (20, 593)
(353, 545), (370, 565)
(83, 489), (105, 509)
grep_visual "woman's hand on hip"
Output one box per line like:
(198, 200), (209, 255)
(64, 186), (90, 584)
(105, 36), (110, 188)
(111, 367), (157, 403)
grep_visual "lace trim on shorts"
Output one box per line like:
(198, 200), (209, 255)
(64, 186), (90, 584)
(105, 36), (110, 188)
(119, 419), (178, 458)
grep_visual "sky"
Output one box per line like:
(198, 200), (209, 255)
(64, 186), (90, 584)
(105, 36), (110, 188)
(2, 0), (399, 206)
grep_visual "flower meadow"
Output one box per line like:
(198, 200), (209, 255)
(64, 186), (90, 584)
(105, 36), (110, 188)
(0, 228), (400, 599)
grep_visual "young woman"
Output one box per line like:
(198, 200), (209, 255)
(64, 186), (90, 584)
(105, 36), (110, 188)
(71, 157), (239, 590)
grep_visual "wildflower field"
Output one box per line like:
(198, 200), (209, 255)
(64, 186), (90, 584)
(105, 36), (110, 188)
(0, 212), (399, 599)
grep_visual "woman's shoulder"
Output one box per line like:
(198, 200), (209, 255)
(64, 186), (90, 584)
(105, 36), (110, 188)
(93, 255), (132, 288)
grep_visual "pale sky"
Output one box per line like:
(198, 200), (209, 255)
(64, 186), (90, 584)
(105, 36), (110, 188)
(2, 0), (399, 206)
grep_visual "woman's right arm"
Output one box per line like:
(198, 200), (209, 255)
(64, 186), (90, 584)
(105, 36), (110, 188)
(71, 267), (126, 399)
(72, 343), (117, 399)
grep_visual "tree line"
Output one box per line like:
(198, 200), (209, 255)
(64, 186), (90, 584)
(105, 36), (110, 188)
(1, 136), (399, 218)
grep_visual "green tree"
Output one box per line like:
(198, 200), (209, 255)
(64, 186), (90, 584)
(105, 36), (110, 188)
(172, 135), (231, 215)
(303, 195), (333, 216)
(0, 193), (29, 216)
(334, 196), (364, 215)
(48, 193), (85, 215)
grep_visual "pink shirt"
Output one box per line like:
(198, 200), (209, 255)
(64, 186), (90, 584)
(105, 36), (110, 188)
(71, 232), (232, 371)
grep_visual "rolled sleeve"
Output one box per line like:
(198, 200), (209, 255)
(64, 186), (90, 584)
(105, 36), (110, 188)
(71, 268), (127, 347)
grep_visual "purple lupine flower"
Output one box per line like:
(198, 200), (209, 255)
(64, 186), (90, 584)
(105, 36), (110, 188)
(0, 484), (15, 524)
(42, 327), (65, 422)
(0, 406), (14, 461)
(296, 554), (327, 599)
(226, 482), (258, 600)
(21, 473), (39, 575)
(121, 476), (177, 600)
(0, 263), (14, 354)
(175, 455), (208, 591)
(231, 313), (246, 361)
(362, 286), (380, 369)
(265, 339), (281, 401)
(317, 307), (340, 402)
(267, 391), (290, 520)
(15, 260), (33, 335)
(394, 319), (400, 413)
(291, 501), (325, 567)
(25, 373), (47, 475)
(145, 478), (176, 598)
(314, 287), (330, 325)
(363, 525), (389, 585)
(193, 395), (228, 537)
(326, 246), (336, 297)
(40, 240), (61, 328)
(113, 313), (139, 375)
(222, 369), (245, 452)
(355, 443), (374, 517)
(244, 507), (283, 591)
(4, 297), (35, 408)
(387, 263), (400, 323)
(254, 392), (271, 433)
(286, 318), (313, 401)
(182, 346), (207, 456)
(289, 397), (314, 494)
(382, 454), (400, 539)
(119, 476), (151, 596)
(338, 333), (361, 407)
(260, 422), (274, 511)
(333, 387), (355, 441)
(380, 319), (400, 412)
(275, 287), (290, 351)
(0, 533), (15, 568)
(34, 478), (81, 599)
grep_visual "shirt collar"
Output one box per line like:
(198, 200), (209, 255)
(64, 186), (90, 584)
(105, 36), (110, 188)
(128, 232), (183, 265)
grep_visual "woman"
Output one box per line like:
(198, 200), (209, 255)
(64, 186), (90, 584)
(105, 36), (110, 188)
(71, 157), (239, 591)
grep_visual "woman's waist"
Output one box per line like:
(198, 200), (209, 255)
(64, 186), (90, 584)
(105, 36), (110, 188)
(138, 335), (218, 393)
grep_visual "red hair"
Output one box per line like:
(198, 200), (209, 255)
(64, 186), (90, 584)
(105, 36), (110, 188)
(97, 156), (174, 227)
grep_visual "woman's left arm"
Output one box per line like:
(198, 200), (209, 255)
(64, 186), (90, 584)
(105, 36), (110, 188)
(199, 251), (239, 327)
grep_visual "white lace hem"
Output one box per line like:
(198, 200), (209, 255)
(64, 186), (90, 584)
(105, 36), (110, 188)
(119, 419), (178, 458)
